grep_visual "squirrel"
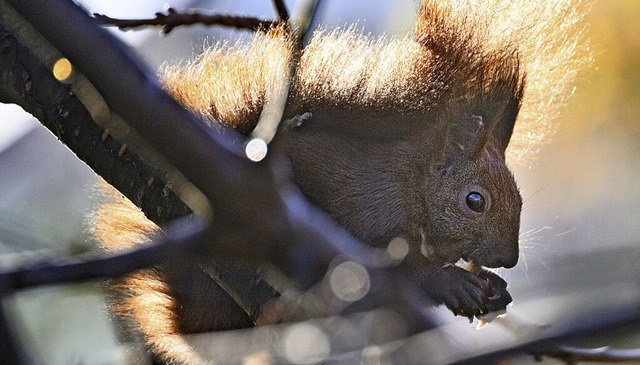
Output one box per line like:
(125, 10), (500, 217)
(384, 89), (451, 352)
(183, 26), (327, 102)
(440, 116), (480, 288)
(91, 0), (591, 363)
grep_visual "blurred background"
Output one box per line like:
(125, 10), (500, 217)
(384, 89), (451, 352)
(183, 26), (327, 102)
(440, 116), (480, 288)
(0, 1), (638, 364)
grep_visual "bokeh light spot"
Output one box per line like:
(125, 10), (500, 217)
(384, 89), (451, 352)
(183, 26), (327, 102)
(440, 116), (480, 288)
(245, 138), (268, 162)
(282, 323), (330, 364)
(387, 237), (409, 262)
(329, 261), (370, 302)
(52, 58), (73, 82)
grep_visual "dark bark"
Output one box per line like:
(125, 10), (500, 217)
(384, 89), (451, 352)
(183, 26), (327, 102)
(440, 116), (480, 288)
(0, 18), (279, 329)
(0, 24), (190, 225)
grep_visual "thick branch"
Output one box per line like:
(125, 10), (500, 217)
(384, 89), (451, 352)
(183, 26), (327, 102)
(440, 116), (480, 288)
(0, 13), (281, 326)
(1, 0), (432, 328)
(0, 23), (190, 224)
(6, 0), (394, 286)
(0, 305), (29, 365)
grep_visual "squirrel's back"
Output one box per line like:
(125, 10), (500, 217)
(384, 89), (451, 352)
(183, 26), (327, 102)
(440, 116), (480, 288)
(162, 0), (591, 164)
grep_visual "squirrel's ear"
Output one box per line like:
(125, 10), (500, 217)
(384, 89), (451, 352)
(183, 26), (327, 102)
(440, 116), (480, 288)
(486, 93), (522, 157)
(452, 114), (490, 161)
(452, 77), (524, 162)
(431, 114), (490, 174)
(433, 94), (521, 170)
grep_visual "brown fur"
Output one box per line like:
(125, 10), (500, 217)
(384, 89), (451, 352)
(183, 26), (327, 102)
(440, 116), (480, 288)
(92, 1), (591, 364)
(92, 184), (254, 364)
(162, 0), (591, 165)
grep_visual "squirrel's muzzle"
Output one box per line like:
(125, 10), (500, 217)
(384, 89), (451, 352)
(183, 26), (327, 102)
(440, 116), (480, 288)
(480, 245), (519, 269)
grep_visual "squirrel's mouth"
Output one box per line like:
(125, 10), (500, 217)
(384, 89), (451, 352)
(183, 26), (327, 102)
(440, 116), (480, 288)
(452, 257), (481, 273)
(419, 234), (517, 269)
(463, 250), (518, 269)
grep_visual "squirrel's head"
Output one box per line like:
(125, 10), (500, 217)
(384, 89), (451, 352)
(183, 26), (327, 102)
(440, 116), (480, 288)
(274, 2), (526, 271)
(418, 89), (523, 269)
(276, 76), (523, 270)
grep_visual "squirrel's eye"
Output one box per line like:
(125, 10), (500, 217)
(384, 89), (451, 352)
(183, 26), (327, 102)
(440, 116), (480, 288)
(465, 192), (486, 212)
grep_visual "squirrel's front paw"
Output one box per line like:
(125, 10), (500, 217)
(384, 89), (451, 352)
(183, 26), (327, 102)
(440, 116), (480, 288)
(440, 267), (489, 318)
(420, 265), (512, 320)
(476, 269), (512, 314)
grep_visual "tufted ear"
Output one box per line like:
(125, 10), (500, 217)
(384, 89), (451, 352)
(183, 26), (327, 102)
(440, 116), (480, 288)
(431, 113), (489, 175)
(460, 74), (525, 162)
(482, 72), (526, 157)
(432, 90), (523, 173)
(488, 95), (521, 156)
(449, 113), (490, 161)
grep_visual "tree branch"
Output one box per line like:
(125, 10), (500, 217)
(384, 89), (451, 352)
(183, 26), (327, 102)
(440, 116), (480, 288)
(0, 216), (208, 293)
(545, 345), (640, 364)
(0, 304), (29, 365)
(271, 0), (290, 21)
(449, 307), (640, 365)
(7, 0), (393, 285)
(0, 0), (431, 323)
(0, 21), (190, 224)
(0, 5), (282, 328)
(94, 8), (281, 35)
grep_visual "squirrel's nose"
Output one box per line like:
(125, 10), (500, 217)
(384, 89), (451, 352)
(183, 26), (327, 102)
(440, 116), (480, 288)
(497, 254), (518, 269)
(482, 245), (519, 268)
(494, 247), (519, 268)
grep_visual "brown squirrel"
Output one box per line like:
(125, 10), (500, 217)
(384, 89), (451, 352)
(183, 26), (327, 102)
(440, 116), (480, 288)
(91, 0), (591, 363)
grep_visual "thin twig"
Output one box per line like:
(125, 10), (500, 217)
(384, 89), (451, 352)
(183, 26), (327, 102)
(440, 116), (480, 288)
(246, 0), (320, 150)
(94, 8), (282, 34)
(271, 0), (290, 21)
(0, 304), (29, 365)
(450, 307), (640, 365)
(0, 216), (208, 293)
(546, 345), (640, 364)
